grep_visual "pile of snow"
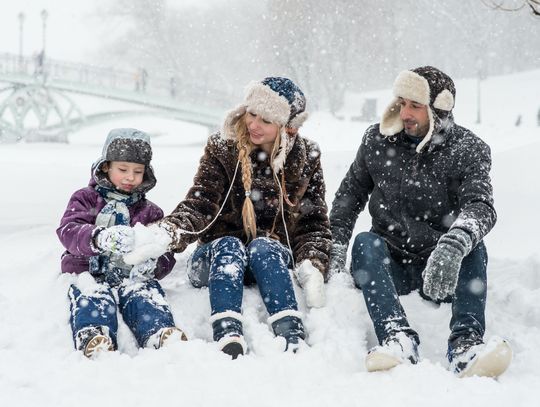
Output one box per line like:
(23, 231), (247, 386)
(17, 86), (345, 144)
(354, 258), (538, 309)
(1, 70), (539, 406)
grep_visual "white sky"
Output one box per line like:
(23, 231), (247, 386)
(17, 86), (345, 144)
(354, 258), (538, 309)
(0, 0), (105, 62)
(0, 0), (226, 64)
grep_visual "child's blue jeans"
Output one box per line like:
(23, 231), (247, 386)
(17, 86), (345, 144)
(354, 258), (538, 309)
(68, 278), (176, 348)
(188, 236), (299, 317)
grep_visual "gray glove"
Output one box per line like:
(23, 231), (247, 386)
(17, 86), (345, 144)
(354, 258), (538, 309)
(96, 225), (135, 254)
(328, 243), (347, 277)
(422, 228), (473, 301)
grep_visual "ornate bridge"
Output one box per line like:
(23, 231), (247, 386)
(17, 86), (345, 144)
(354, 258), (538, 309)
(0, 52), (231, 143)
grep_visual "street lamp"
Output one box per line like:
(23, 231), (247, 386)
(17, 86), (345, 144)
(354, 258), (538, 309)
(18, 12), (25, 71)
(40, 9), (48, 57)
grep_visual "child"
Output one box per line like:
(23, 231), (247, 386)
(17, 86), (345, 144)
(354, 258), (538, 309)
(57, 128), (187, 358)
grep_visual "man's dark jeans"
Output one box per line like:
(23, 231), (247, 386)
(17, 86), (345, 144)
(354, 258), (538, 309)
(351, 231), (487, 347)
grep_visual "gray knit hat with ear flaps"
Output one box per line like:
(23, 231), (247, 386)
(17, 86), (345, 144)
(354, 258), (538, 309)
(222, 77), (309, 172)
(91, 128), (157, 194)
(380, 66), (456, 153)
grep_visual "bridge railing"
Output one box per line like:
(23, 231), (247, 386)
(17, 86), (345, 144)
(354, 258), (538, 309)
(0, 52), (233, 109)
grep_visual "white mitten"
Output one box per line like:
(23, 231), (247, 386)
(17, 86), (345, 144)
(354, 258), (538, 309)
(295, 260), (326, 308)
(123, 223), (172, 265)
(96, 225), (135, 254)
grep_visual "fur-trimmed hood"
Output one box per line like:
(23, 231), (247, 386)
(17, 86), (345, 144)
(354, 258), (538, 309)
(380, 66), (456, 153)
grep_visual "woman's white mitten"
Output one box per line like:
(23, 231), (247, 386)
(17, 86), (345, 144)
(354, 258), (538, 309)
(295, 260), (326, 308)
(123, 223), (172, 265)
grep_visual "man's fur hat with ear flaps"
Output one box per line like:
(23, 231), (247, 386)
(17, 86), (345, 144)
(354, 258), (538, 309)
(222, 77), (309, 172)
(380, 66), (456, 153)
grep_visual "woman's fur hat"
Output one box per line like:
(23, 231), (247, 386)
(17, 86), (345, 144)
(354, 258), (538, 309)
(222, 77), (308, 172)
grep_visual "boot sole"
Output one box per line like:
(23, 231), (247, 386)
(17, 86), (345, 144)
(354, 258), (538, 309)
(84, 335), (114, 358)
(221, 342), (244, 360)
(365, 352), (401, 372)
(458, 340), (512, 378)
(159, 327), (188, 348)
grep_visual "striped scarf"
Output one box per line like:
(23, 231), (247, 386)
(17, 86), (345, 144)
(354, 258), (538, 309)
(89, 186), (142, 286)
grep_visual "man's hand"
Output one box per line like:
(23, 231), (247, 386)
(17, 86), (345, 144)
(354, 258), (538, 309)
(422, 228), (472, 301)
(328, 243), (347, 278)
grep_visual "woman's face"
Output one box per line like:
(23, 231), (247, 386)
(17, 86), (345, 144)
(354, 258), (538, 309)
(245, 111), (279, 153)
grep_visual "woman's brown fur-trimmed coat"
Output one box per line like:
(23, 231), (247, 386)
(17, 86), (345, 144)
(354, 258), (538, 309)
(162, 132), (332, 275)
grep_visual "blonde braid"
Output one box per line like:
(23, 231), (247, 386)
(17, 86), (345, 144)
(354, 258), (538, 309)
(235, 118), (257, 239)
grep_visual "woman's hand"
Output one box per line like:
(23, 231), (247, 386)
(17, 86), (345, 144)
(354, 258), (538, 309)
(294, 260), (326, 308)
(123, 223), (172, 265)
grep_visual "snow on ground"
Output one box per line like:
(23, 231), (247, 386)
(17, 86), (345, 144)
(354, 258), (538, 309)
(1, 70), (540, 406)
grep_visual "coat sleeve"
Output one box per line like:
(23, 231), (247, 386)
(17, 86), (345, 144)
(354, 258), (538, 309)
(329, 129), (375, 250)
(161, 136), (229, 252)
(450, 135), (497, 247)
(56, 189), (102, 257)
(291, 146), (332, 275)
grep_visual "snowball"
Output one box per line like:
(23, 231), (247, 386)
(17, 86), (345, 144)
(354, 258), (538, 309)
(123, 223), (171, 265)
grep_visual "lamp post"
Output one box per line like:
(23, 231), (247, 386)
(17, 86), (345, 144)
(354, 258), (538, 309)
(18, 12), (25, 71)
(40, 9), (48, 57)
(475, 59), (485, 125)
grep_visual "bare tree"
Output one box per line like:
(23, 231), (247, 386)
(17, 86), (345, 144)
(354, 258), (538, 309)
(93, 0), (540, 113)
(481, 0), (540, 16)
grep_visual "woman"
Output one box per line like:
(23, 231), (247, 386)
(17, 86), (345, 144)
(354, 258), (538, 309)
(142, 77), (331, 358)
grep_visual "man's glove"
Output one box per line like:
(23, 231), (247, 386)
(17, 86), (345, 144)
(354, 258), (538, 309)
(422, 228), (473, 301)
(328, 243), (347, 277)
(129, 258), (158, 281)
(96, 225), (135, 254)
(294, 260), (326, 308)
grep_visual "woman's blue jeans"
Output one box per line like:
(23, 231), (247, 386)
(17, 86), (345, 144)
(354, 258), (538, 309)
(351, 231), (487, 346)
(188, 236), (298, 317)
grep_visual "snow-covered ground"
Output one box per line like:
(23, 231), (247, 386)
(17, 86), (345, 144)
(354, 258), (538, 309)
(1, 70), (539, 406)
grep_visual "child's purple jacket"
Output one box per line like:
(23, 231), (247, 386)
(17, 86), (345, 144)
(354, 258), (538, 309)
(57, 179), (176, 279)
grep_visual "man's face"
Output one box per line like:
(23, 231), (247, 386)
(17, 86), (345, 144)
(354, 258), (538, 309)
(398, 97), (430, 138)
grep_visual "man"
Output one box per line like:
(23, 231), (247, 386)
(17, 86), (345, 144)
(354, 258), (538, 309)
(329, 66), (511, 378)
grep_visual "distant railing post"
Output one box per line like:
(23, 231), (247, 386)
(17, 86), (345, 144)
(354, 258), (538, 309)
(18, 12), (25, 73)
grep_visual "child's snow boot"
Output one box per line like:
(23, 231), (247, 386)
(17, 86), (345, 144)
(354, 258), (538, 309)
(75, 326), (115, 358)
(269, 310), (306, 353)
(448, 334), (512, 378)
(210, 311), (246, 359)
(146, 326), (188, 349)
(365, 331), (419, 372)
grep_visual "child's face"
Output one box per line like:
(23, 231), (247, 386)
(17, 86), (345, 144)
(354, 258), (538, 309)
(103, 161), (145, 193)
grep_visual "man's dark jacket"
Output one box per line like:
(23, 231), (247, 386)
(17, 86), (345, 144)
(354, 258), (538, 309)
(330, 122), (496, 264)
